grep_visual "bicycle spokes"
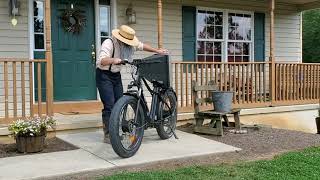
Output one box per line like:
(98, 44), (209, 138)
(118, 104), (141, 150)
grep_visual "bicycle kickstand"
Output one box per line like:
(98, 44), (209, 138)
(173, 131), (179, 139)
(170, 126), (179, 139)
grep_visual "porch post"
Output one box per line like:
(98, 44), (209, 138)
(269, 0), (276, 105)
(157, 0), (163, 48)
(45, 0), (54, 116)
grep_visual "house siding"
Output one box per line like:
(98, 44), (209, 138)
(0, 0), (304, 118)
(0, 0), (30, 118)
(116, 0), (302, 62)
(0, 0), (29, 58)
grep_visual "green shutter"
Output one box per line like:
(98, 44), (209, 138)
(182, 6), (196, 62)
(254, 13), (265, 62)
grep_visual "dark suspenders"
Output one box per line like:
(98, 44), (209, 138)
(107, 37), (115, 71)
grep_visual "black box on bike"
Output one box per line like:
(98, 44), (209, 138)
(135, 55), (170, 88)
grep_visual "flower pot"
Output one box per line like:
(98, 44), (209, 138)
(316, 117), (320, 134)
(16, 133), (46, 153)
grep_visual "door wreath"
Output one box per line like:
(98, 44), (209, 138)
(60, 9), (86, 34)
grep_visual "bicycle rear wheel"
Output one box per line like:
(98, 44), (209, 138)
(109, 95), (145, 158)
(156, 89), (177, 139)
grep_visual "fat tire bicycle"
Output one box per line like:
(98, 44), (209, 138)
(109, 56), (178, 158)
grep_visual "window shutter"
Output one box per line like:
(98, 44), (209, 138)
(254, 13), (265, 62)
(182, 6), (196, 62)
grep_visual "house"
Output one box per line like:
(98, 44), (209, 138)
(0, 0), (320, 128)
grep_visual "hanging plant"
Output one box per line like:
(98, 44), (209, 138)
(60, 9), (86, 34)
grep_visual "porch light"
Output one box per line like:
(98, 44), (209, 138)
(126, 3), (136, 24)
(9, 0), (20, 26)
(11, 18), (17, 26)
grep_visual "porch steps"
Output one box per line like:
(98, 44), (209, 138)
(0, 112), (195, 138)
(1, 104), (318, 139)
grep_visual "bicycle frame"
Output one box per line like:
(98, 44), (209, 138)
(124, 65), (169, 128)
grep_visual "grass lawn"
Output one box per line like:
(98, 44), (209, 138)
(101, 146), (320, 180)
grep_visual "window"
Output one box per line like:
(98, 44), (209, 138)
(196, 9), (253, 62)
(197, 10), (223, 62)
(99, 0), (111, 44)
(227, 13), (252, 62)
(33, 0), (45, 50)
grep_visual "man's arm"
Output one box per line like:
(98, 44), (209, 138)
(98, 39), (122, 66)
(142, 43), (169, 55)
(100, 57), (122, 66)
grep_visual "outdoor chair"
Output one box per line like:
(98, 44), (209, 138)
(192, 80), (242, 136)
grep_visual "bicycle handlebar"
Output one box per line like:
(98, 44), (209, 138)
(120, 59), (134, 66)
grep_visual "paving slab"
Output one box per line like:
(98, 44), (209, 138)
(0, 130), (239, 180)
(0, 149), (114, 180)
(58, 130), (240, 166)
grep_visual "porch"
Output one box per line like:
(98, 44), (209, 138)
(1, 59), (319, 126)
(1, 0), (320, 125)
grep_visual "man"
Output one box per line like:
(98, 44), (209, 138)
(96, 25), (168, 142)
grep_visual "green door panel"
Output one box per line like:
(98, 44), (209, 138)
(51, 0), (96, 101)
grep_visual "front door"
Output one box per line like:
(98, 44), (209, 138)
(51, 0), (96, 101)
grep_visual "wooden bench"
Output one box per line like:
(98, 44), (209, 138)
(192, 80), (241, 136)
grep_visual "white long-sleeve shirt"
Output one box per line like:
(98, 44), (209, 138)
(96, 37), (144, 73)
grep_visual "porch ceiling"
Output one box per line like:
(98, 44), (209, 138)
(278, 0), (320, 11)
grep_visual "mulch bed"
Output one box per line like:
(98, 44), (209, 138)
(48, 125), (320, 180)
(179, 124), (320, 161)
(0, 137), (78, 158)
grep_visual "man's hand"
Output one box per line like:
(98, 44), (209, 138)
(113, 58), (122, 65)
(157, 48), (169, 55)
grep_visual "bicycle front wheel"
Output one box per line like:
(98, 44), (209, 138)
(109, 95), (145, 158)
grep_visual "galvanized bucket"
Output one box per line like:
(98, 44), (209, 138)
(211, 91), (234, 112)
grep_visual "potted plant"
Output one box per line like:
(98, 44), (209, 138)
(8, 116), (56, 153)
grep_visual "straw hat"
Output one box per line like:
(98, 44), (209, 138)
(112, 25), (139, 47)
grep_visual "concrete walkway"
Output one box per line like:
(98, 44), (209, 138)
(0, 130), (240, 180)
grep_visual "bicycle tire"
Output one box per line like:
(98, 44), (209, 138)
(156, 89), (177, 139)
(109, 95), (145, 158)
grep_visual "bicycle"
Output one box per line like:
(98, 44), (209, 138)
(109, 55), (178, 158)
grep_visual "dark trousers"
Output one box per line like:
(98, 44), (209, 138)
(96, 68), (123, 134)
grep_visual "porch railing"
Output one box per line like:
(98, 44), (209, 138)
(0, 58), (48, 125)
(172, 61), (320, 113)
(274, 63), (320, 105)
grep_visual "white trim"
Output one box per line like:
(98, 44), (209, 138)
(94, 0), (100, 101)
(198, 6), (252, 15)
(223, 10), (228, 62)
(29, 0), (47, 105)
(111, 0), (117, 29)
(299, 12), (303, 63)
(28, 0), (34, 59)
(28, 0), (35, 105)
(196, 7), (255, 62)
(95, 0), (100, 53)
(30, 0), (46, 51)
(95, 0), (112, 101)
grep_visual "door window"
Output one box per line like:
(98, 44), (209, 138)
(99, 0), (111, 44)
